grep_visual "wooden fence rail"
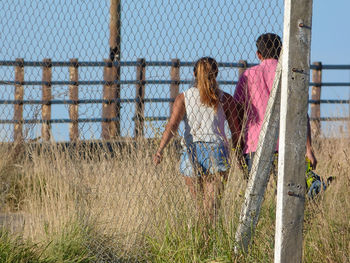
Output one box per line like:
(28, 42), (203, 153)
(0, 59), (349, 142)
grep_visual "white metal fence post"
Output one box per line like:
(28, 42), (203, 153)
(275, 0), (313, 262)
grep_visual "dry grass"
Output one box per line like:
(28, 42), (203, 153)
(0, 133), (349, 262)
(303, 136), (350, 263)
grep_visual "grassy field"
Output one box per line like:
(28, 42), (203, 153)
(0, 136), (349, 262)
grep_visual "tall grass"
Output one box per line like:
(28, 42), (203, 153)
(0, 135), (349, 262)
(0, 229), (43, 263)
(303, 137), (350, 263)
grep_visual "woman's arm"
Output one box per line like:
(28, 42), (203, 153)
(153, 93), (186, 165)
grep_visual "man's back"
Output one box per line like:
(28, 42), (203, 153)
(233, 58), (278, 154)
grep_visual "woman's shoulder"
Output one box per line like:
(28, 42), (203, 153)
(184, 86), (196, 92)
(183, 86), (198, 97)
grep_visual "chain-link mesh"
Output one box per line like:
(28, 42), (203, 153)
(0, 1), (285, 261)
(0, 0), (283, 142)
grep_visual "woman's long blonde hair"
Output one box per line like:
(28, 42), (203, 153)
(194, 57), (219, 111)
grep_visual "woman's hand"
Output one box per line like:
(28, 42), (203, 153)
(153, 151), (163, 165)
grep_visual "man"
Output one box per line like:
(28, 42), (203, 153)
(234, 33), (317, 176)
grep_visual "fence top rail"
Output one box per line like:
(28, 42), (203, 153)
(0, 60), (349, 70)
(1, 79), (349, 87)
(2, 98), (345, 106)
(1, 115), (346, 124)
(0, 80), (241, 86)
(310, 64), (350, 70)
(0, 60), (259, 68)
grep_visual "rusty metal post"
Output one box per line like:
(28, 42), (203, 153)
(42, 58), (52, 141)
(14, 58), (24, 143)
(69, 58), (79, 141)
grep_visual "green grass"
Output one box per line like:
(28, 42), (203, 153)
(43, 222), (95, 263)
(144, 197), (278, 263)
(0, 222), (95, 263)
(0, 229), (44, 263)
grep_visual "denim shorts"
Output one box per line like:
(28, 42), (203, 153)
(180, 141), (230, 177)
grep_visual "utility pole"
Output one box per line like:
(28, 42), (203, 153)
(109, 0), (121, 63)
(105, 0), (121, 138)
(274, 0), (313, 262)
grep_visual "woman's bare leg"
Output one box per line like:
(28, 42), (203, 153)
(202, 171), (227, 224)
(184, 176), (203, 219)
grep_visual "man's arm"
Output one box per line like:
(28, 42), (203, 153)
(222, 92), (245, 171)
(222, 92), (242, 148)
(233, 74), (249, 148)
(306, 114), (317, 169)
(233, 74), (248, 106)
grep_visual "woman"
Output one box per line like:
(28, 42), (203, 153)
(153, 57), (241, 223)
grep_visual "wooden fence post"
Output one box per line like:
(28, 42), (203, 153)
(102, 59), (119, 140)
(114, 61), (121, 138)
(69, 58), (79, 141)
(310, 61), (322, 138)
(14, 58), (24, 143)
(135, 58), (145, 138)
(109, 0), (121, 62)
(238, 59), (248, 77)
(42, 58), (52, 141)
(234, 59), (282, 253)
(170, 59), (180, 115)
(275, 0), (313, 262)
(109, 0), (121, 138)
(237, 59), (248, 134)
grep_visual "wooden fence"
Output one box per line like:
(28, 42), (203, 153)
(1, 59), (350, 142)
(309, 62), (350, 137)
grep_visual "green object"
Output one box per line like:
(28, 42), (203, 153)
(305, 158), (314, 189)
(305, 158), (327, 198)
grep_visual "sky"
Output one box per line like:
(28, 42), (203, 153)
(0, 1), (348, 141)
(311, 0), (350, 135)
(311, 0), (350, 64)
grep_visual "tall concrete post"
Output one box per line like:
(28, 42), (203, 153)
(274, 0), (313, 262)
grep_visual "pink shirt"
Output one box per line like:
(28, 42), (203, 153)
(233, 59), (278, 154)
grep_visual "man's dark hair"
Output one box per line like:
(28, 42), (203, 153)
(256, 33), (282, 59)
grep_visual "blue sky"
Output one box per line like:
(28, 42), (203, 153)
(0, 1), (348, 140)
(311, 0), (350, 135)
(311, 0), (350, 64)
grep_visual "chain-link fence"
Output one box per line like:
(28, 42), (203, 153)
(0, 0), (283, 142)
(0, 0), (287, 261)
